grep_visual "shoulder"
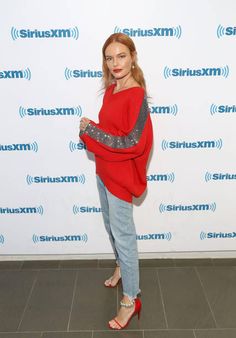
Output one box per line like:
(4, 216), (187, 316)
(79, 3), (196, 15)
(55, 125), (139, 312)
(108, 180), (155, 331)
(126, 87), (145, 102)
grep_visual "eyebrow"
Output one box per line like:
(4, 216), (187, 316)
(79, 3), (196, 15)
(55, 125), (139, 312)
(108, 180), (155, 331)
(105, 52), (127, 58)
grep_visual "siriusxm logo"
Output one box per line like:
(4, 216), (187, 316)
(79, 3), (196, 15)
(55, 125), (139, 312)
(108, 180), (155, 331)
(19, 106), (82, 118)
(114, 25), (182, 38)
(210, 104), (236, 115)
(137, 232), (172, 241)
(147, 173), (175, 183)
(164, 65), (229, 79)
(161, 139), (223, 150)
(73, 205), (102, 214)
(0, 206), (43, 215)
(0, 142), (38, 152)
(205, 172), (236, 182)
(11, 26), (79, 40)
(0, 234), (4, 245)
(151, 104), (178, 116)
(0, 68), (31, 80)
(200, 231), (236, 240)
(26, 174), (85, 185)
(69, 141), (86, 152)
(159, 203), (216, 213)
(217, 25), (236, 38)
(65, 68), (102, 80)
(32, 233), (88, 243)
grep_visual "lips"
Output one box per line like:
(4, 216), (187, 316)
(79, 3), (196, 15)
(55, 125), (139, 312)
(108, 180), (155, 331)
(113, 69), (122, 73)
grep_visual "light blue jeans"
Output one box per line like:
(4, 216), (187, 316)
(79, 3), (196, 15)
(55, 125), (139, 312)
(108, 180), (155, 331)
(96, 175), (140, 300)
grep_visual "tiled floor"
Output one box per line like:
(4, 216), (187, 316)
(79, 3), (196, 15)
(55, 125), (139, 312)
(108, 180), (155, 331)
(0, 258), (236, 337)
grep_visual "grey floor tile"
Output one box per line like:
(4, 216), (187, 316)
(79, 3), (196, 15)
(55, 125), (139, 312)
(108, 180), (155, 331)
(212, 259), (236, 267)
(94, 331), (143, 338)
(0, 270), (37, 331)
(197, 266), (236, 328)
(117, 268), (166, 330)
(140, 259), (175, 267)
(69, 268), (117, 330)
(195, 328), (236, 338)
(158, 267), (216, 329)
(0, 261), (23, 270)
(42, 332), (92, 338)
(59, 260), (98, 269)
(19, 270), (76, 331)
(21, 260), (60, 270)
(0, 334), (41, 338)
(174, 259), (213, 267)
(144, 330), (195, 338)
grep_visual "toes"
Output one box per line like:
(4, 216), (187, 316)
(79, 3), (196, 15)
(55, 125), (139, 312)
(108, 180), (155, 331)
(109, 319), (120, 329)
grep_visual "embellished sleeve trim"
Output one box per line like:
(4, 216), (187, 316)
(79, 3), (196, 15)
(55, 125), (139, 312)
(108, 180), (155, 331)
(80, 97), (149, 149)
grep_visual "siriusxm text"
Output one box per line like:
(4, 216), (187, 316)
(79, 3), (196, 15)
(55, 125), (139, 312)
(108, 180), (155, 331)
(168, 141), (219, 148)
(122, 27), (175, 37)
(26, 108), (78, 116)
(31, 176), (80, 183)
(171, 68), (226, 77)
(206, 232), (236, 239)
(165, 204), (212, 211)
(0, 207), (37, 214)
(39, 235), (83, 242)
(17, 29), (74, 38)
(1, 143), (32, 151)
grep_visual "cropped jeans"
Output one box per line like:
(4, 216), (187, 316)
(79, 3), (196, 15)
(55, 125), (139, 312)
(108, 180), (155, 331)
(96, 175), (140, 300)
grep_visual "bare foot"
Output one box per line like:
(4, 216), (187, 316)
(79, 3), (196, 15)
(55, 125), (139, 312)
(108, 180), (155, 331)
(108, 296), (135, 329)
(104, 266), (121, 287)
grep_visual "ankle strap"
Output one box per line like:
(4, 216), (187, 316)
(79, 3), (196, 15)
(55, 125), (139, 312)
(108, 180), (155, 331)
(120, 299), (134, 308)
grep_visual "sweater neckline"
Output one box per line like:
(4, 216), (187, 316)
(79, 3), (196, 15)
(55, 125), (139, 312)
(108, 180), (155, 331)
(111, 83), (142, 95)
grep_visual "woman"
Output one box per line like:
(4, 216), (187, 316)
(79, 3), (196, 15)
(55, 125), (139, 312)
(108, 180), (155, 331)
(79, 33), (153, 330)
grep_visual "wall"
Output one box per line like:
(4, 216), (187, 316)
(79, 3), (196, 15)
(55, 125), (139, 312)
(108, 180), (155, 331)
(0, 0), (236, 257)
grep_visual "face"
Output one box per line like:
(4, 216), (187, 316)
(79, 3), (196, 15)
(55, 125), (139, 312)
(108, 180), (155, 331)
(104, 42), (134, 80)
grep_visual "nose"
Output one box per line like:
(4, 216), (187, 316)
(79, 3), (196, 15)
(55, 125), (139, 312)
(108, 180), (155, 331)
(112, 57), (118, 67)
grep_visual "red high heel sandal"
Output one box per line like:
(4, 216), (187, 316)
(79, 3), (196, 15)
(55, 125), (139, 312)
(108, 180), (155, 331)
(108, 298), (142, 330)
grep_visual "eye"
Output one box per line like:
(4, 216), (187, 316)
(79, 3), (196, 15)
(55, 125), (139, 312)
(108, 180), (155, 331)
(105, 56), (112, 62)
(119, 54), (126, 58)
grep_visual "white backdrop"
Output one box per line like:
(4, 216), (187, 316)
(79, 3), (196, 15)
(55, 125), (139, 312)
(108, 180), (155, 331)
(1, 0), (236, 257)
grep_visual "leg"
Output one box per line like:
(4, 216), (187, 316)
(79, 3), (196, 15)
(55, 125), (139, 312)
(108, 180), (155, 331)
(96, 175), (119, 262)
(105, 189), (140, 329)
(106, 189), (140, 299)
(96, 176), (121, 286)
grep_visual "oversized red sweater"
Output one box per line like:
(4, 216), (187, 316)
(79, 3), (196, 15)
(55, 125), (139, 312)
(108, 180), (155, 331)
(80, 84), (153, 202)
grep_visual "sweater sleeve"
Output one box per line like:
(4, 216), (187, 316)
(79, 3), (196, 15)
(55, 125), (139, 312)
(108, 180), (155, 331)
(79, 94), (151, 162)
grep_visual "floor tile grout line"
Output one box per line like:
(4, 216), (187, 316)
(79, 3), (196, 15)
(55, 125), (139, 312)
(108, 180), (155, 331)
(156, 268), (169, 329)
(67, 270), (79, 332)
(16, 270), (39, 331)
(194, 266), (218, 328)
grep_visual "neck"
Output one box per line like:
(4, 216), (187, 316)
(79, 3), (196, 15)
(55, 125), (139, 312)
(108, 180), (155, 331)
(115, 73), (132, 92)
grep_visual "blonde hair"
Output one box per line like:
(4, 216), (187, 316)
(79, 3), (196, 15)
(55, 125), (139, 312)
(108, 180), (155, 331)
(102, 33), (146, 93)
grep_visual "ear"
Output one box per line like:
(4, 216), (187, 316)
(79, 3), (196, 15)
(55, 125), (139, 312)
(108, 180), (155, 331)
(131, 51), (137, 63)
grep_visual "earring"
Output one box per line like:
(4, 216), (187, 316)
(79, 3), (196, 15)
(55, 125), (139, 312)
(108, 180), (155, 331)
(132, 64), (135, 69)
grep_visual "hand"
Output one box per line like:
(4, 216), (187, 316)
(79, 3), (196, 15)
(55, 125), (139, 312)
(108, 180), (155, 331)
(80, 117), (90, 131)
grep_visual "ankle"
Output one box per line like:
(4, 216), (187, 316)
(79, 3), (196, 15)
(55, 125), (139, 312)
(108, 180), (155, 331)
(120, 296), (135, 308)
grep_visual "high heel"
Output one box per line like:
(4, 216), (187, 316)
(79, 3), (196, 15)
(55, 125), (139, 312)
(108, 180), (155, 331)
(108, 298), (142, 330)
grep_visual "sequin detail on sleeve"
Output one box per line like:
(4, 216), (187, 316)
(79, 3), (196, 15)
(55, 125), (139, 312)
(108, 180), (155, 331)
(81, 97), (149, 149)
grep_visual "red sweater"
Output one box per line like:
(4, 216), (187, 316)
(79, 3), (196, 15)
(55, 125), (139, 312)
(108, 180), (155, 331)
(80, 84), (153, 202)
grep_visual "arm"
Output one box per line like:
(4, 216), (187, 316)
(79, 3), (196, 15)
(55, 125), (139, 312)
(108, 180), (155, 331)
(80, 96), (150, 162)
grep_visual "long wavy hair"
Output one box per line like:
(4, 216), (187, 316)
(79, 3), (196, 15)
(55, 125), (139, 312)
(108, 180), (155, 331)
(102, 33), (146, 93)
